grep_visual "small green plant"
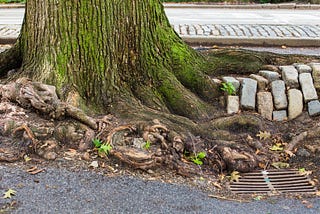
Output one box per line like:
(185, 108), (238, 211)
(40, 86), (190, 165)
(190, 151), (206, 165)
(143, 140), (151, 150)
(92, 138), (112, 156)
(220, 82), (236, 95)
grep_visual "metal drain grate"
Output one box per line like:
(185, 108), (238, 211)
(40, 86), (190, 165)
(230, 169), (317, 194)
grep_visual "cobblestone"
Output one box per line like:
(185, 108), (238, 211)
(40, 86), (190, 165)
(280, 66), (299, 88)
(240, 78), (257, 110)
(299, 73), (318, 102)
(288, 89), (303, 120)
(271, 80), (288, 110)
(3, 24), (320, 41)
(308, 100), (320, 117)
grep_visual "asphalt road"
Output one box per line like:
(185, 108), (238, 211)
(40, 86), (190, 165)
(0, 165), (319, 214)
(1, 8), (320, 25)
(165, 8), (320, 25)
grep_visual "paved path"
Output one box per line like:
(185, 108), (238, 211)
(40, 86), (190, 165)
(1, 165), (320, 213)
(0, 5), (320, 46)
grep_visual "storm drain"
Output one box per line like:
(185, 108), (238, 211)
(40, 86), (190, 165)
(230, 169), (317, 194)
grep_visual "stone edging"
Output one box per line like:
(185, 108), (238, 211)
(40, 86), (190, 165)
(219, 62), (320, 121)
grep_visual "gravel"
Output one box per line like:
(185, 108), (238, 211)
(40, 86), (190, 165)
(0, 165), (319, 214)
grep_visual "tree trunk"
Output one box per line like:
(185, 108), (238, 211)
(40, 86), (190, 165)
(6, 0), (220, 120)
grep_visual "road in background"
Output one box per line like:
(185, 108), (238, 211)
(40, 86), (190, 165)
(165, 8), (320, 25)
(0, 8), (24, 24)
(1, 8), (320, 25)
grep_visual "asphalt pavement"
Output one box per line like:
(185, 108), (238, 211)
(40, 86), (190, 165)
(0, 4), (320, 46)
(1, 165), (319, 213)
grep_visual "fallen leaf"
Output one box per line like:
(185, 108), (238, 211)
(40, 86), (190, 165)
(24, 155), (32, 162)
(271, 162), (289, 169)
(254, 195), (263, 201)
(298, 168), (312, 176)
(256, 131), (271, 140)
(230, 171), (241, 182)
(258, 162), (266, 169)
(246, 135), (253, 142)
(3, 189), (16, 199)
(212, 182), (222, 189)
(270, 143), (284, 151)
(281, 45), (287, 49)
(89, 161), (99, 168)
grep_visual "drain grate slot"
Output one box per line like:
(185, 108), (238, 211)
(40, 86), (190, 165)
(230, 169), (317, 194)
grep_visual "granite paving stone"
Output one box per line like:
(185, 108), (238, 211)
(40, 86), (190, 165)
(294, 63), (312, 73)
(240, 78), (257, 110)
(249, 74), (269, 91)
(308, 100), (320, 116)
(271, 80), (288, 110)
(299, 73), (318, 102)
(288, 89), (303, 120)
(280, 66), (299, 88)
(257, 92), (273, 120)
(227, 95), (239, 114)
(273, 110), (287, 121)
(310, 63), (320, 92)
(259, 70), (281, 82)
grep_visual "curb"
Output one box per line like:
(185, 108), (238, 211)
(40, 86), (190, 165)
(182, 36), (320, 47)
(163, 3), (320, 10)
(3, 36), (320, 47)
(0, 3), (24, 9)
(0, 37), (17, 44)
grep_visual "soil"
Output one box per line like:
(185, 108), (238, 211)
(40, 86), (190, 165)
(0, 44), (319, 201)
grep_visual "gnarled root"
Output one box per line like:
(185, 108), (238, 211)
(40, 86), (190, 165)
(0, 78), (97, 129)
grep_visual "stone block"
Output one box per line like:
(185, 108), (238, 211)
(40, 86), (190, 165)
(288, 89), (303, 120)
(310, 63), (320, 93)
(299, 73), (318, 102)
(293, 63), (312, 74)
(257, 92), (273, 120)
(249, 74), (269, 91)
(271, 80), (288, 110)
(222, 76), (240, 92)
(280, 66), (299, 88)
(240, 78), (257, 110)
(273, 110), (287, 121)
(308, 100), (320, 117)
(258, 70), (280, 82)
(227, 95), (239, 114)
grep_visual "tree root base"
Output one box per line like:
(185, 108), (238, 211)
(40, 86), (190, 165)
(0, 78), (319, 177)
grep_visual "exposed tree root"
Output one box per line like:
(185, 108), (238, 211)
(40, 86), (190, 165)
(1, 48), (319, 174)
(0, 78), (97, 129)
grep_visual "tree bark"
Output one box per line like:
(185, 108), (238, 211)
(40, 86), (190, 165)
(4, 0), (219, 121)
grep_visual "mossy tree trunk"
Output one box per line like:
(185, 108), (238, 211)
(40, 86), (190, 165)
(4, 0), (219, 120)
